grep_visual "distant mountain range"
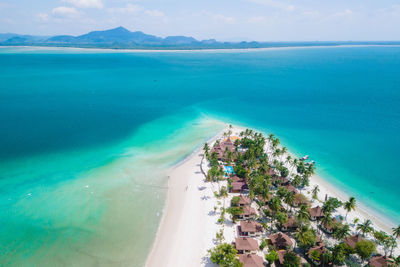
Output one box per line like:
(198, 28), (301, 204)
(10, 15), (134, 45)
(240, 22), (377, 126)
(1, 26), (399, 50)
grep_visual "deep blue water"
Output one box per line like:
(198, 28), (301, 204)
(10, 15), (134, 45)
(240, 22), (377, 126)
(0, 46), (399, 266)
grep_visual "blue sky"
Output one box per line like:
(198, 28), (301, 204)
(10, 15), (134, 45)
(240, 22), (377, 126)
(1, 0), (399, 41)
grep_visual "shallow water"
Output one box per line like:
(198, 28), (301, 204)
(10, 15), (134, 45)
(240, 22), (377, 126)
(1, 46), (399, 266)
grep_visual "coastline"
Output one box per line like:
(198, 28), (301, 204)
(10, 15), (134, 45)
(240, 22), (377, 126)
(2, 44), (400, 54)
(145, 131), (223, 267)
(145, 124), (399, 266)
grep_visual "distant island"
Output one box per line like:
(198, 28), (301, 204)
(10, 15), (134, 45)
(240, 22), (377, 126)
(1, 26), (400, 50)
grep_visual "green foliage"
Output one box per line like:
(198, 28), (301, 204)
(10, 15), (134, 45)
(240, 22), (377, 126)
(322, 197), (342, 214)
(321, 251), (333, 265)
(207, 165), (224, 182)
(219, 186), (228, 198)
(331, 243), (349, 265)
(332, 224), (351, 240)
(295, 226), (317, 249)
(296, 204), (310, 223)
(203, 142), (210, 155)
(216, 229), (224, 243)
(276, 211), (289, 226)
(233, 164), (247, 178)
(280, 166), (289, 177)
(393, 225), (400, 239)
(297, 161), (306, 174)
(269, 197), (282, 213)
(344, 196), (356, 219)
(284, 251), (300, 267)
(226, 206), (243, 221)
(208, 243), (242, 267)
(231, 196), (240, 206)
(277, 186), (289, 199)
(218, 208), (226, 224)
(356, 219), (374, 237)
(265, 250), (279, 265)
(259, 239), (268, 250)
(292, 175), (302, 188)
(311, 185), (319, 200)
(344, 258), (362, 267)
(309, 250), (320, 262)
(355, 240), (376, 262)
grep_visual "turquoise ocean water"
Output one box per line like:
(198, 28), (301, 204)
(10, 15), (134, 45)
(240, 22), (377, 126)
(0, 46), (399, 266)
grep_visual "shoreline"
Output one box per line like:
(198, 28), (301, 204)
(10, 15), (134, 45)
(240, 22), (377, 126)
(145, 124), (399, 266)
(2, 44), (400, 54)
(309, 173), (397, 235)
(145, 131), (224, 267)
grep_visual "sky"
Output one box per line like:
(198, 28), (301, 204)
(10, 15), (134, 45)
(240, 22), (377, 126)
(0, 0), (400, 41)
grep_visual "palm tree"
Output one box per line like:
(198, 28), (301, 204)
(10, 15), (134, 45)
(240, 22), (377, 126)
(357, 219), (374, 237)
(280, 147), (287, 161)
(295, 226), (316, 249)
(284, 193), (294, 213)
(292, 175), (302, 188)
(296, 204), (310, 225)
(203, 142), (210, 156)
(344, 197), (356, 221)
(289, 158), (298, 177)
(286, 155), (292, 165)
(272, 138), (280, 149)
(267, 134), (275, 152)
(320, 213), (333, 233)
(388, 236), (398, 257)
(311, 185), (320, 201)
(333, 224), (351, 241)
(393, 225), (400, 239)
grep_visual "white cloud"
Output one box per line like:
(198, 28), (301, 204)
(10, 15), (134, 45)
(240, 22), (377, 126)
(212, 14), (236, 24)
(331, 9), (353, 18)
(37, 13), (50, 21)
(63, 0), (103, 9)
(249, 0), (295, 12)
(52, 6), (80, 18)
(108, 4), (143, 14)
(145, 9), (165, 17)
(286, 5), (295, 12)
(302, 11), (320, 17)
(248, 16), (266, 23)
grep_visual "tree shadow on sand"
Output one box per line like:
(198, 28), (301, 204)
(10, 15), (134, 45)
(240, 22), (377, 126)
(202, 256), (218, 267)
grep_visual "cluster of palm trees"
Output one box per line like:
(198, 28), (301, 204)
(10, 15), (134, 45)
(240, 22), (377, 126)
(204, 128), (400, 266)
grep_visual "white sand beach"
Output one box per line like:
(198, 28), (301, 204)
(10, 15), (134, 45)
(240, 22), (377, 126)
(145, 146), (221, 267)
(145, 125), (399, 267)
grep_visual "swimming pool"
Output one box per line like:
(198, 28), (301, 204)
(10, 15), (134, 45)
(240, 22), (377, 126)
(224, 166), (234, 175)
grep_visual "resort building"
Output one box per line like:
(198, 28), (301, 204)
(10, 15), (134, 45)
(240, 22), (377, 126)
(343, 234), (364, 249)
(237, 195), (251, 207)
(231, 181), (248, 193)
(211, 137), (236, 161)
(273, 176), (290, 187)
(280, 216), (298, 232)
(307, 242), (327, 265)
(284, 184), (299, 194)
(239, 221), (263, 237)
(321, 218), (340, 234)
(237, 206), (256, 220)
(309, 206), (324, 221)
(230, 175), (245, 183)
(369, 255), (395, 267)
(238, 254), (264, 267)
(293, 193), (309, 207)
(234, 237), (259, 254)
(269, 232), (293, 250)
